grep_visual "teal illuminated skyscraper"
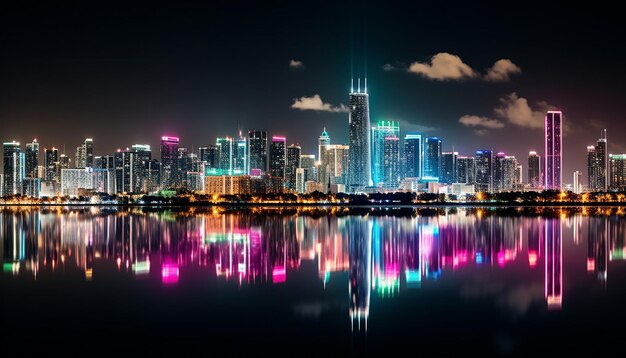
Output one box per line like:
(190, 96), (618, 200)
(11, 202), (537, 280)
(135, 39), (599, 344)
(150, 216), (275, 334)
(371, 120), (399, 187)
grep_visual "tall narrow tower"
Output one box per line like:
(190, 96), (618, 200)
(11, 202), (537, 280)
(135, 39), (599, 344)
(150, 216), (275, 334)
(544, 111), (562, 190)
(348, 78), (372, 191)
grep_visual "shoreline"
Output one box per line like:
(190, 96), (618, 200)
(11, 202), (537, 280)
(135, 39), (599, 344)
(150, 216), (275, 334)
(1, 202), (625, 207)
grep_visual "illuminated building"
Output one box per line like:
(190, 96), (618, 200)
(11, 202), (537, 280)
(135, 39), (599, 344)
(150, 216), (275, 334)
(25, 139), (39, 179)
(318, 144), (349, 188)
(403, 133), (422, 179)
(456, 156), (475, 184)
(574, 170), (582, 194)
(248, 130), (268, 174)
(285, 144), (301, 191)
(44, 147), (59, 182)
(95, 155), (114, 170)
(423, 137), (442, 179)
(440, 151), (458, 184)
(474, 150), (493, 192)
(544, 110), (562, 190)
(371, 120), (400, 186)
(528, 151), (541, 188)
(609, 154), (626, 191)
(494, 152), (518, 192)
(3, 141), (24, 196)
(299, 154), (316, 182)
(160, 136), (180, 189)
(199, 144), (220, 170)
(61, 168), (94, 196)
(269, 136), (286, 179)
(348, 79), (372, 192)
(318, 128), (330, 160)
(588, 130), (608, 191)
(205, 175), (251, 195)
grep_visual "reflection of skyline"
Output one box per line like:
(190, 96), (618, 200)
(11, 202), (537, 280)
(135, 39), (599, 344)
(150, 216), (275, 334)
(2, 207), (626, 320)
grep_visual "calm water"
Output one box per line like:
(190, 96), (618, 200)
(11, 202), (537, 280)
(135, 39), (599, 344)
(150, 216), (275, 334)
(2, 206), (626, 354)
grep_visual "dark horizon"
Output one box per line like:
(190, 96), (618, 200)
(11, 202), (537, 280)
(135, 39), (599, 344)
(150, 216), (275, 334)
(1, 1), (625, 185)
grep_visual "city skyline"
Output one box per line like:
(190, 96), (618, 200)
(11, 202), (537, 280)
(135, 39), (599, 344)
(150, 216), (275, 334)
(1, 2), (625, 183)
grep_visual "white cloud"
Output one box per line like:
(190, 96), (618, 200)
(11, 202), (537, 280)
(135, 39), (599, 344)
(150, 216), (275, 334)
(459, 115), (505, 129)
(495, 92), (555, 129)
(291, 94), (348, 113)
(289, 59), (304, 70)
(485, 59), (522, 82)
(407, 52), (477, 80)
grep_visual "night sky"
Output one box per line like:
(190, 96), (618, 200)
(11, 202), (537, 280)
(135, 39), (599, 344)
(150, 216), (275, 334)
(1, 1), (624, 183)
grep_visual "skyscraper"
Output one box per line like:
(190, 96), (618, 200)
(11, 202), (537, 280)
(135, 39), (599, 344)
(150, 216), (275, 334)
(234, 132), (247, 175)
(318, 128), (330, 162)
(269, 136), (286, 179)
(423, 137), (442, 179)
(3, 141), (24, 196)
(299, 154), (316, 182)
(475, 150), (493, 192)
(285, 144), (301, 191)
(440, 151), (458, 184)
(544, 110), (562, 190)
(216, 137), (234, 175)
(494, 152), (518, 192)
(609, 154), (626, 191)
(528, 151), (541, 188)
(371, 120), (400, 186)
(382, 135), (400, 187)
(25, 139), (39, 179)
(131, 144), (152, 192)
(45, 147), (59, 182)
(403, 134), (422, 179)
(248, 130), (268, 174)
(456, 156), (475, 184)
(573, 170), (582, 194)
(348, 80), (372, 191)
(160, 136), (180, 189)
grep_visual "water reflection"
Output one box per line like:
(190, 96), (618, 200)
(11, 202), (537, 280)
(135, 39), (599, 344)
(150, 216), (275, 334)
(2, 206), (626, 327)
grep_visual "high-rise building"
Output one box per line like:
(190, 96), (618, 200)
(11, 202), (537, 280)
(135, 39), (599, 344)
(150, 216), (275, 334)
(440, 151), (458, 184)
(300, 154), (316, 182)
(318, 128), (330, 163)
(85, 138), (94, 168)
(348, 80), (372, 191)
(3, 141), (24, 196)
(371, 120), (400, 186)
(423, 137), (442, 179)
(25, 139), (39, 179)
(494, 152), (518, 192)
(269, 136), (286, 179)
(160, 136), (180, 189)
(318, 144), (349, 187)
(234, 132), (247, 175)
(75, 138), (93, 169)
(382, 135), (400, 187)
(475, 150), (493, 192)
(456, 156), (475, 184)
(248, 130), (268, 174)
(285, 144), (301, 191)
(403, 134), (422, 179)
(573, 170), (583, 194)
(200, 144), (220, 170)
(44, 147), (59, 182)
(216, 137), (234, 175)
(544, 110), (562, 190)
(609, 154), (626, 191)
(528, 151), (541, 188)
(131, 144), (152, 192)
(95, 155), (114, 170)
